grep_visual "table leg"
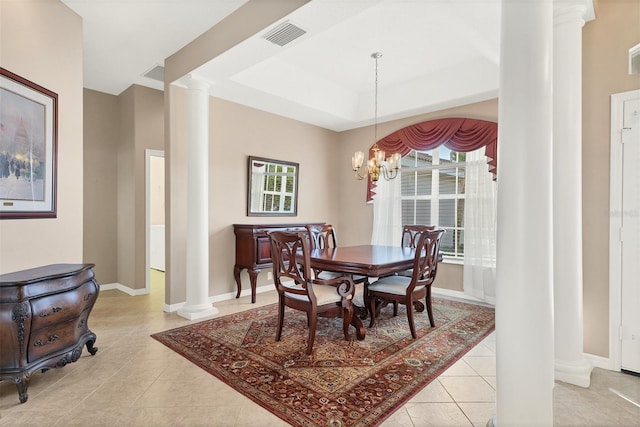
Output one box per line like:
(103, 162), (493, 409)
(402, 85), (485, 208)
(351, 315), (366, 340)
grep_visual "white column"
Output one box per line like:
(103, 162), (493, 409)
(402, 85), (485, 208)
(553, 0), (593, 388)
(178, 76), (219, 320)
(493, 1), (554, 425)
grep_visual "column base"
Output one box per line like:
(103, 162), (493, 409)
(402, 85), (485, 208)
(177, 304), (219, 321)
(555, 358), (593, 388)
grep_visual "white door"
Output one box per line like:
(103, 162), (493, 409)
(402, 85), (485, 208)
(621, 96), (640, 374)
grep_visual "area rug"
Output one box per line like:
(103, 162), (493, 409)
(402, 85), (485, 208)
(151, 296), (495, 426)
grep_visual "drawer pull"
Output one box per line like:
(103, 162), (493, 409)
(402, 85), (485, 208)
(83, 292), (93, 301)
(39, 306), (62, 317)
(34, 334), (59, 347)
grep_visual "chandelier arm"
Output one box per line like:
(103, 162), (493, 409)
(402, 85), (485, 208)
(353, 168), (368, 180)
(380, 164), (400, 181)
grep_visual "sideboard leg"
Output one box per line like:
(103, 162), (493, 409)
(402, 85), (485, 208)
(248, 268), (260, 304)
(86, 338), (98, 355)
(233, 266), (243, 299)
(14, 374), (30, 403)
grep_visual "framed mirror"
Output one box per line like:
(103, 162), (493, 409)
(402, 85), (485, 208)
(247, 156), (299, 216)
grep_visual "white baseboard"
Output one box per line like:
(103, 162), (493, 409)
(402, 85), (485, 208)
(432, 287), (494, 306)
(99, 282), (149, 296)
(584, 352), (615, 371)
(162, 283), (276, 313)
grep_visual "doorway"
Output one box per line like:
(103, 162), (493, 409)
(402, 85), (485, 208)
(609, 89), (640, 374)
(145, 149), (165, 297)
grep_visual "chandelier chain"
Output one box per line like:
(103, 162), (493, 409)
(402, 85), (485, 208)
(374, 53), (379, 143)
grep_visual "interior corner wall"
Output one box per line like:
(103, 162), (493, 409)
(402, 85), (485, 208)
(116, 85), (164, 290)
(337, 99), (499, 293)
(0, 0), (83, 274)
(132, 85), (164, 290)
(117, 87), (136, 288)
(582, 0), (640, 358)
(83, 89), (118, 284)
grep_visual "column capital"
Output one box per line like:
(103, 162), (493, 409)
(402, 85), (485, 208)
(186, 74), (211, 92)
(554, 0), (595, 26)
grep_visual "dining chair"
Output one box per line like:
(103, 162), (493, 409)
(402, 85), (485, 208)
(397, 225), (436, 277)
(269, 230), (356, 355)
(366, 228), (446, 338)
(305, 224), (368, 285)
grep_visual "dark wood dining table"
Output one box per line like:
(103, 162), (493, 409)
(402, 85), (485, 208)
(309, 244), (417, 277)
(309, 245), (419, 341)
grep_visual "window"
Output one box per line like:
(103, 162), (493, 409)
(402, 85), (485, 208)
(401, 147), (469, 258)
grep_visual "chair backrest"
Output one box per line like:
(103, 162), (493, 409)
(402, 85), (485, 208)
(410, 228), (446, 289)
(401, 225), (435, 248)
(268, 231), (314, 297)
(306, 224), (337, 250)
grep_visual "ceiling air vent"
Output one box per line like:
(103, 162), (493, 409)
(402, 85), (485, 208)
(262, 21), (306, 47)
(143, 65), (165, 82)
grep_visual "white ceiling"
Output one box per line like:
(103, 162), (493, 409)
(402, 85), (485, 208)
(62, 0), (501, 132)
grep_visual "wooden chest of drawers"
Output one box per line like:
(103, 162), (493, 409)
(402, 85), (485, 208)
(233, 223), (324, 303)
(0, 264), (99, 403)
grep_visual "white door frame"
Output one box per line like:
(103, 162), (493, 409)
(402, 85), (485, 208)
(145, 149), (165, 294)
(608, 89), (640, 371)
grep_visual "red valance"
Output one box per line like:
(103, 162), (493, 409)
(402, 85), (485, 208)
(367, 117), (498, 201)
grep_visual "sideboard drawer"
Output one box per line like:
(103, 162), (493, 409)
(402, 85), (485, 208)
(28, 311), (89, 363)
(30, 280), (98, 330)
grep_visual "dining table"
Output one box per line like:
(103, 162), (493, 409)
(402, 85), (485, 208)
(309, 244), (420, 341)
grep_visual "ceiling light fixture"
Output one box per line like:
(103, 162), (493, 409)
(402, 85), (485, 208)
(352, 52), (400, 182)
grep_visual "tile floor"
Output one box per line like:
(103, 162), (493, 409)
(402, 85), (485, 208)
(0, 270), (638, 426)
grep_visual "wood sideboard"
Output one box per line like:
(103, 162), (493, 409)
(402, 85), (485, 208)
(233, 223), (324, 303)
(0, 263), (99, 403)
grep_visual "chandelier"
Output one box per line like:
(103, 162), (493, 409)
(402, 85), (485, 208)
(352, 52), (400, 181)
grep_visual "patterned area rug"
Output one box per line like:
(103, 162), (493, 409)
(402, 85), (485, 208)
(151, 296), (495, 427)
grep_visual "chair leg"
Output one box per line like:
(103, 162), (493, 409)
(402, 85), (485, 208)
(368, 295), (377, 328)
(406, 299), (417, 339)
(276, 299), (285, 342)
(306, 315), (317, 355)
(426, 286), (435, 327)
(393, 301), (399, 317)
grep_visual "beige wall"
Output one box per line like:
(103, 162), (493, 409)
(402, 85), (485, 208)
(150, 156), (165, 226)
(83, 89), (118, 284)
(166, 88), (340, 304)
(582, 0), (640, 357)
(116, 85), (164, 290)
(0, 0), (83, 274)
(117, 87), (136, 287)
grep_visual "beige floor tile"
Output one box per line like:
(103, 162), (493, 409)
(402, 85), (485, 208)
(440, 358), (478, 377)
(409, 379), (455, 403)
(4, 273), (634, 426)
(380, 407), (415, 426)
(439, 377), (496, 402)
(483, 376), (497, 390)
(404, 402), (473, 426)
(463, 355), (496, 376)
(463, 342), (495, 357)
(458, 402), (496, 426)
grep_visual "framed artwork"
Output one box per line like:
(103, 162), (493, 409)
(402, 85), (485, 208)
(0, 68), (57, 219)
